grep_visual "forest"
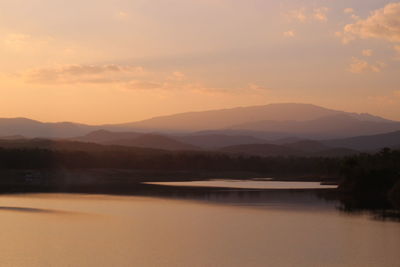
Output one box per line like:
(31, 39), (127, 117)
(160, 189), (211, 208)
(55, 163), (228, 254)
(0, 146), (399, 210)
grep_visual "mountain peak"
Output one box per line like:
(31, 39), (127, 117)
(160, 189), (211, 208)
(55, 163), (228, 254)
(118, 103), (346, 132)
(0, 103), (398, 140)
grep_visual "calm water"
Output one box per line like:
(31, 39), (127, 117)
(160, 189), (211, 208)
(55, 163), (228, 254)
(0, 182), (399, 267)
(145, 180), (338, 189)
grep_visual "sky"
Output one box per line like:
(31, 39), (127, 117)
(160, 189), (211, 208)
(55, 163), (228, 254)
(0, 0), (399, 124)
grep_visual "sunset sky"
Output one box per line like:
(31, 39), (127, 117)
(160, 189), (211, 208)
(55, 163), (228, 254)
(1, 0), (399, 124)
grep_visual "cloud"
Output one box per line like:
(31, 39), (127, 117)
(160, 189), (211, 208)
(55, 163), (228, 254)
(115, 11), (129, 21)
(313, 7), (329, 22)
(20, 63), (215, 93)
(23, 64), (147, 84)
(344, 8), (354, 14)
(286, 8), (307, 23)
(286, 7), (329, 22)
(366, 91), (400, 107)
(0, 30), (104, 67)
(3, 34), (32, 51)
(168, 71), (186, 81)
(362, 49), (373, 56)
(15, 63), (271, 96)
(2, 33), (52, 52)
(283, 30), (295, 37)
(246, 83), (270, 93)
(126, 80), (163, 90)
(394, 45), (400, 58)
(186, 83), (270, 96)
(347, 57), (385, 73)
(339, 2), (400, 44)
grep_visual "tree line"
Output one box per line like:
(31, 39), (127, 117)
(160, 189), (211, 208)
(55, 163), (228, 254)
(0, 147), (341, 177)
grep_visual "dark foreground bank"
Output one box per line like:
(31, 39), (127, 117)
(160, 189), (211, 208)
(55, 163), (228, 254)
(0, 147), (399, 213)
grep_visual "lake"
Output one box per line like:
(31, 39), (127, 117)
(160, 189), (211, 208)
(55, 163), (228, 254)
(145, 179), (338, 189)
(0, 181), (399, 267)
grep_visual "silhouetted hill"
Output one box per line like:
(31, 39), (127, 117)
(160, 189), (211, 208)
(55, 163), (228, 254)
(112, 103), (351, 131)
(0, 135), (26, 140)
(177, 134), (268, 149)
(73, 130), (141, 143)
(229, 114), (400, 138)
(272, 137), (305, 145)
(193, 129), (296, 141)
(0, 118), (97, 138)
(220, 144), (303, 157)
(323, 131), (400, 151)
(220, 141), (358, 157)
(73, 130), (198, 151)
(107, 134), (199, 151)
(283, 140), (329, 153)
(312, 148), (359, 157)
(0, 138), (164, 153)
(111, 103), (397, 135)
(1, 104), (399, 140)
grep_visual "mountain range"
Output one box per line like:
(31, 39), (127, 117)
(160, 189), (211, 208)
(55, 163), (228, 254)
(109, 103), (398, 137)
(1, 103), (399, 155)
(73, 130), (198, 151)
(0, 128), (399, 157)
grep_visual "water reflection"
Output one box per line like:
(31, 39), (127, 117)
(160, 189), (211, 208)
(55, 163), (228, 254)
(139, 185), (336, 211)
(1, 192), (399, 267)
(144, 180), (337, 189)
(0, 206), (59, 213)
(1, 180), (399, 221)
(135, 183), (400, 221)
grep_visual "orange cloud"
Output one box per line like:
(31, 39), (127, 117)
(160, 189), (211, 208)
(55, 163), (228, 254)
(286, 8), (307, 23)
(18, 64), (246, 95)
(23, 64), (146, 84)
(1, 33), (54, 53)
(283, 30), (295, 37)
(344, 8), (354, 14)
(348, 57), (385, 74)
(126, 80), (163, 90)
(313, 7), (329, 22)
(286, 7), (329, 23)
(362, 49), (373, 57)
(394, 45), (400, 59)
(339, 2), (400, 44)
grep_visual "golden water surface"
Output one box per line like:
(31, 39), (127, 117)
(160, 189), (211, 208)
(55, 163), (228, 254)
(0, 193), (399, 267)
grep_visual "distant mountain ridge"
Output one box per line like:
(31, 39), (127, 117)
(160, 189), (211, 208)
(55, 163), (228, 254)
(323, 130), (400, 151)
(176, 134), (268, 149)
(228, 113), (400, 138)
(73, 130), (141, 143)
(219, 141), (358, 158)
(1, 128), (399, 156)
(73, 130), (198, 151)
(0, 104), (399, 142)
(0, 118), (97, 138)
(112, 103), (395, 132)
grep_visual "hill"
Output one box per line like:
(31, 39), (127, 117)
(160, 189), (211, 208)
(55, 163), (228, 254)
(111, 103), (348, 131)
(1, 103), (399, 141)
(106, 134), (199, 151)
(73, 130), (141, 143)
(228, 114), (400, 139)
(0, 138), (164, 153)
(73, 130), (198, 151)
(176, 134), (268, 149)
(0, 135), (26, 140)
(220, 144), (302, 157)
(323, 131), (400, 151)
(0, 118), (97, 138)
(220, 140), (358, 157)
